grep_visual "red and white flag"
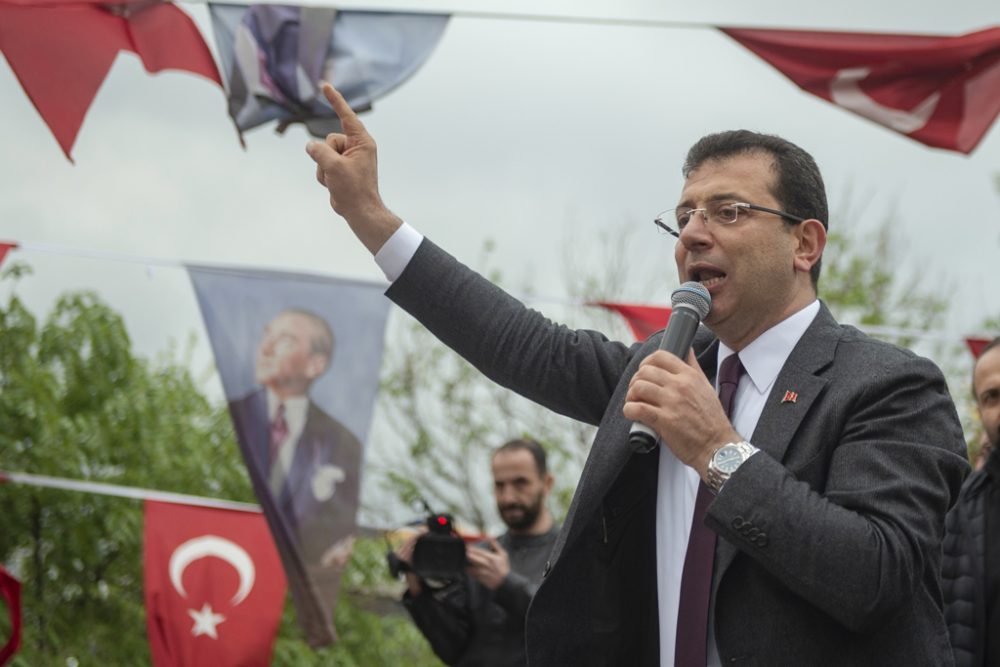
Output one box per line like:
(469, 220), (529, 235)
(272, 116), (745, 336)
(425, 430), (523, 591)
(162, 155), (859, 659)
(722, 27), (1000, 154)
(594, 301), (672, 341)
(144, 501), (286, 667)
(0, 565), (21, 667)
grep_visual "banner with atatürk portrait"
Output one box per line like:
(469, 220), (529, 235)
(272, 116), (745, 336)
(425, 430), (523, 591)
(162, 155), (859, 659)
(187, 265), (390, 647)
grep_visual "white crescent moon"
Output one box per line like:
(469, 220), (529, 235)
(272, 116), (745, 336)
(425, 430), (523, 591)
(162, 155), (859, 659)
(830, 66), (940, 134)
(168, 535), (256, 607)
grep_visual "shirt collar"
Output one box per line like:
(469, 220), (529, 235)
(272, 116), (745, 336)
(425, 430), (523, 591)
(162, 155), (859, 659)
(265, 390), (310, 424)
(717, 300), (820, 395)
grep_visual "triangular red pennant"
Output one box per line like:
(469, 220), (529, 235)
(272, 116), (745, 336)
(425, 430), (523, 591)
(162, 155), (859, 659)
(144, 501), (286, 667)
(0, 565), (22, 667)
(0, 1), (221, 161)
(966, 337), (993, 359)
(594, 301), (672, 341)
(722, 26), (1000, 154)
(0, 243), (17, 268)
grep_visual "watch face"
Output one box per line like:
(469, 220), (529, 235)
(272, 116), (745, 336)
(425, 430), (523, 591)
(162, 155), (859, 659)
(714, 446), (744, 473)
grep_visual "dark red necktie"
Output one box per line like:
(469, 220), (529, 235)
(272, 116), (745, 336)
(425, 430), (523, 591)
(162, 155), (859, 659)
(268, 403), (289, 468)
(674, 353), (744, 667)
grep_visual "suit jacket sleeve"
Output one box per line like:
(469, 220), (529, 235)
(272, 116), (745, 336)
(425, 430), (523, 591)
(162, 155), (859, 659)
(385, 239), (638, 426)
(706, 343), (969, 635)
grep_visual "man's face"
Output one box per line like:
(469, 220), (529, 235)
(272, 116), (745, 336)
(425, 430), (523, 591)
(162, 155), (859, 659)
(254, 312), (327, 395)
(674, 153), (812, 348)
(974, 347), (1000, 448)
(491, 449), (552, 532)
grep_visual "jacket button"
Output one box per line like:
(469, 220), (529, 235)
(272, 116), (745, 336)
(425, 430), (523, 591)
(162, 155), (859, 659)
(754, 533), (769, 548)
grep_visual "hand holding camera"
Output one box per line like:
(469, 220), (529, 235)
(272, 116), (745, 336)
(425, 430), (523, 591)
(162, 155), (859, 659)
(465, 537), (510, 591)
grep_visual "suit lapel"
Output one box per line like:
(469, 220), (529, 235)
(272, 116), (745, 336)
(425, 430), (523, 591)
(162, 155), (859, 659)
(552, 337), (722, 565)
(713, 304), (841, 583)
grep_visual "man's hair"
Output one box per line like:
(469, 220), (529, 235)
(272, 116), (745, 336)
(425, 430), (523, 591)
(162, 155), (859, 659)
(280, 307), (335, 361)
(683, 130), (828, 287)
(972, 336), (1000, 399)
(493, 438), (548, 477)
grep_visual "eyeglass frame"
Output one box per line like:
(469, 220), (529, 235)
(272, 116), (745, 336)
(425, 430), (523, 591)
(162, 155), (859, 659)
(654, 201), (808, 238)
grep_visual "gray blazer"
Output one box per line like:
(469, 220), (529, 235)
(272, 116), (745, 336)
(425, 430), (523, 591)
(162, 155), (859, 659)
(387, 239), (969, 666)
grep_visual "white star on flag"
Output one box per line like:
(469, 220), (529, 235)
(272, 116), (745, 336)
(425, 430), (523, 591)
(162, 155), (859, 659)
(188, 602), (226, 639)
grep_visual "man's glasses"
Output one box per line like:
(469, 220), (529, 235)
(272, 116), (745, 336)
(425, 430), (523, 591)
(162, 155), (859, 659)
(654, 201), (807, 238)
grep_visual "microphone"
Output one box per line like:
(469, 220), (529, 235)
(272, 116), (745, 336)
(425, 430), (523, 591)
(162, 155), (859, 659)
(629, 281), (712, 453)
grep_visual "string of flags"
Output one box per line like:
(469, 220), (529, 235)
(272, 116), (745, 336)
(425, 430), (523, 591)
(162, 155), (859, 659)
(0, 2), (996, 161)
(0, 238), (991, 357)
(592, 299), (993, 358)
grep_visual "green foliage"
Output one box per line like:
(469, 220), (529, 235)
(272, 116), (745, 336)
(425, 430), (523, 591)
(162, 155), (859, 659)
(0, 263), (249, 665)
(819, 218), (948, 343)
(0, 263), (439, 665)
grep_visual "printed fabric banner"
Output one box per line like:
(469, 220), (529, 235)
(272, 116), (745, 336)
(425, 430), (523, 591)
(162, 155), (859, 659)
(208, 3), (449, 141)
(143, 501), (286, 667)
(722, 26), (1000, 154)
(187, 265), (390, 646)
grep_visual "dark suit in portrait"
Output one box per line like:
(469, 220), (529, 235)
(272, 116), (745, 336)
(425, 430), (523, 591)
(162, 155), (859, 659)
(229, 388), (362, 570)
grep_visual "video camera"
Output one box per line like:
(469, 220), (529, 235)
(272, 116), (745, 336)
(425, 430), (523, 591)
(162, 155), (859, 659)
(387, 508), (467, 583)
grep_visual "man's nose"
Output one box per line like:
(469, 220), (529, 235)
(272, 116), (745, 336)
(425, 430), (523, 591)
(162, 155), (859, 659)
(678, 210), (713, 249)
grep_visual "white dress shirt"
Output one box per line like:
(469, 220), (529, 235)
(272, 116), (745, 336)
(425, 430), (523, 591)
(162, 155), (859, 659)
(657, 299), (819, 666)
(266, 391), (310, 497)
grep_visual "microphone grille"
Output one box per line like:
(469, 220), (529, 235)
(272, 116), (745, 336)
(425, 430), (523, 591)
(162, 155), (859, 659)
(671, 281), (712, 319)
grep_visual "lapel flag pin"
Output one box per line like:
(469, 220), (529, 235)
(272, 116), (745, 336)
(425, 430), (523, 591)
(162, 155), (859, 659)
(782, 390), (798, 404)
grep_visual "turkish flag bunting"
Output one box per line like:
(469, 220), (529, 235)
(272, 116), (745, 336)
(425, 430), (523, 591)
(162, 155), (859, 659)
(0, 0), (222, 161)
(0, 565), (21, 667)
(0, 243), (16, 268)
(144, 501), (287, 667)
(593, 301), (672, 341)
(721, 26), (1000, 153)
(966, 337), (993, 359)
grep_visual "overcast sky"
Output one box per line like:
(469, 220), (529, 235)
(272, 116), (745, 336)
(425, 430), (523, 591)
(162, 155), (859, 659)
(1, 1), (998, 518)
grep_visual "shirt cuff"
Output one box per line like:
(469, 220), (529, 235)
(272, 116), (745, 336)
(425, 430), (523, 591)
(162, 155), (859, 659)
(374, 221), (424, 282)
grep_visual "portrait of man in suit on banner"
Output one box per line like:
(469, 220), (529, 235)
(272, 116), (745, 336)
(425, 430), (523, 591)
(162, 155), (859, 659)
(188, 265), (390, 646)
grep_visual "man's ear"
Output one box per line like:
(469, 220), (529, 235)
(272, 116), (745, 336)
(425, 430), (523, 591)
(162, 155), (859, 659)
(793, 219), (826, 275)
(543, 472), (554, 495)
(305, 353), (330, 381)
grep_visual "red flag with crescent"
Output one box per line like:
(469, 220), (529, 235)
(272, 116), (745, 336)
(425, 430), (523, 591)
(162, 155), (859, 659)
(143, 501), (286, 667)
(0, 565), (21, 667)
(721, 26), (1000, 154)
(593, 301), (672, 341)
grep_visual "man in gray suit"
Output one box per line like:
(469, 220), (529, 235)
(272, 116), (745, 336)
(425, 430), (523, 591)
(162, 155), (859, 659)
(306, 84), (969, 665)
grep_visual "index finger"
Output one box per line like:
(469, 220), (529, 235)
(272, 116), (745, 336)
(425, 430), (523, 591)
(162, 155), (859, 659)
(321, 82), (365, 134)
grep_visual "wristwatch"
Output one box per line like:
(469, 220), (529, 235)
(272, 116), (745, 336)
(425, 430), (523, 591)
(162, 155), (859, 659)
(706, 441), (759, 494)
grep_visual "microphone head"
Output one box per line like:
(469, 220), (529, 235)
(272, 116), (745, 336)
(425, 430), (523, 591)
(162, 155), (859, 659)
(671, 281), (712, 320)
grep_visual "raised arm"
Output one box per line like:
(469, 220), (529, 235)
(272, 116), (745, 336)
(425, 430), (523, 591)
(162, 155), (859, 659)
(305, 83), (402, 254)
